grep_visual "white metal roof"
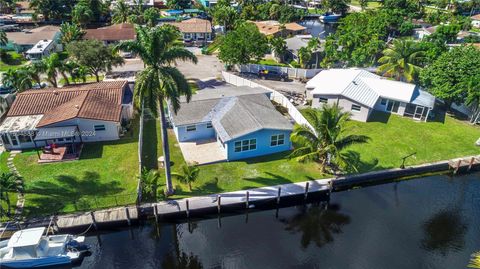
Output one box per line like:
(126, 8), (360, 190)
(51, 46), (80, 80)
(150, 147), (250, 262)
(0, 115), (43, 133)
(26, 39), (53, 54)
(308, 69), (420, 108)
(7, 227), (45, 248)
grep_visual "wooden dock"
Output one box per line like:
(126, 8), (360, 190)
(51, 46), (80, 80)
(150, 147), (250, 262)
(55, 206), (138, 231)
(448, 156), (480, 174)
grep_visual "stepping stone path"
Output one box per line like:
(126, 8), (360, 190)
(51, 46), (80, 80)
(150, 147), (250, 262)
(6, 151), (25, 220)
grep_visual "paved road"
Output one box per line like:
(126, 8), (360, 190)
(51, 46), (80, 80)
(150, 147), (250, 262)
(236, 73), (307, 96)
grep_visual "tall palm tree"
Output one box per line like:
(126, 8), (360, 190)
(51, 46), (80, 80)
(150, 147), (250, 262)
(289, 104), (369, 173)
(24, 61), (45, 87)
(172, 165), (200, 191)
(0, 29), (8, 46)
(2, 68), (33, 93)
(112, 0), (131, 24)
(469, 252), (480, 268)
(378, 39), (426, 82)
(60, 22), (85, 45)
(42, 53), (63, 88)
(0, 172), (17, 217)
(117, 25), (198, 195)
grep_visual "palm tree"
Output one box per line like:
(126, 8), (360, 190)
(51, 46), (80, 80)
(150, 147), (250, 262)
(172, 165), (200, 191)
(2, 68), (33, 93)
(289, 104), (370, 173)
(24, 61), (45, 87)
(0, 29), (8, 46)
(42, 53), (63, 88)
(377, 39), (426, 82)
(307, 37), (322, 68)
(117, 25), (197, 195)
(0, 172), (17, 217)
(141, 169), (160, 201)
(297, 47), (312, 68)
(269, 36), (287, 63)
(469, 252), (480, 268)
(112, 0), (131, 24)
(60, 22), (85, 45)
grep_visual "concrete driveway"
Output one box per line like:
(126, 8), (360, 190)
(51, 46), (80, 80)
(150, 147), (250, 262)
(111, 55), (224, 81)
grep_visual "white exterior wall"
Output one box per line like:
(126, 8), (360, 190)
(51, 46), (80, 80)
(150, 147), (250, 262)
(312, 94), (372, 122)
(46, 118), (120, 142)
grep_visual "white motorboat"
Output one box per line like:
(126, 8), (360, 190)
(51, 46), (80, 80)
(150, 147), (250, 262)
(0, 227), (89, 268)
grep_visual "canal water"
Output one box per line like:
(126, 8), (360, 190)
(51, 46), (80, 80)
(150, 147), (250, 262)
(77, 172), (480, 269)
(299, 19), (337, 38)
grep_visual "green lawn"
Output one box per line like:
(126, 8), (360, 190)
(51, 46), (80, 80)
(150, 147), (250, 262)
(255, 59), (289, 67)
(343, 112), (480, 171)
(58, 75), (105, 86)
(0, 51), (27, 72)
(350, 0), (382, 9)
(9, 120), (140, 217)
(143, 116), (327, 200)
(1, 152), (18, 221)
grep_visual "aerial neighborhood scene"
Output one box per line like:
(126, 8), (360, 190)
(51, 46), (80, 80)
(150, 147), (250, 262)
(0, 0), (479, 267)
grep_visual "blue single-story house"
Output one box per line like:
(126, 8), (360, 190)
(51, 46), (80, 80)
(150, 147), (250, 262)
(169, 85), (293, 161)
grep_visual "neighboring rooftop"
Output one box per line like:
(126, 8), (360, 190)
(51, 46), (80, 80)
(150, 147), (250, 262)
(26, 39), (53, 54)
(286, 35), (324, 55)
(6, 25), (60, 46)
(307, 69), (435, 108)
(84, 23), (136, 42)
(171, 86), (292, 141)
(6, 81), (128, 128)
(471, 14), (480, 20)
(166, 18), (212, 33)
(253, 20), (306, 36)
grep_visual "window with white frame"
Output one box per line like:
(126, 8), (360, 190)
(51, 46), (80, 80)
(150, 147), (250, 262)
(186, 125), (196, 132)
(351, 104), (361, 112)
(94, 125), (106, 131)
(234, 139), (257, 152)
(319, 97), (328, 104)
(271, 134), (285, 146)
(206, 122), (213, 129)
(380, 98), (387, 105)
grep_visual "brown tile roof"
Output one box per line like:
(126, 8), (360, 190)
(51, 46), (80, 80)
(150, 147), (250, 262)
(253, 21), (306, 36)
(6, 25), (60, 46)
(7, 81), (127, 127)
(471, 14), (480, 20)
(166, 18), (212, 33)
(84, 23), (136, 42)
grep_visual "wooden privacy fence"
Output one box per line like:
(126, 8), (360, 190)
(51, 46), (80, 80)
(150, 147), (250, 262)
(222, 71), (314, 132)
(235, 64), (322, 80)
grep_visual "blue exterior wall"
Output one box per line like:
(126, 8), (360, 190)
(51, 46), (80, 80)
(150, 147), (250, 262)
(225, 129), (292, 161)
(175, 122), (216, 142)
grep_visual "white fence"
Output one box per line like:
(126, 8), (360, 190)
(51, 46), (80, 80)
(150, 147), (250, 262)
(222, 71), (314, 132)
(235, 64), (322, 80)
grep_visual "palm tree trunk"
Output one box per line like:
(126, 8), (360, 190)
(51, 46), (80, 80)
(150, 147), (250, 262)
(159, 101), (174, 195)
(6, 193), (11, 216)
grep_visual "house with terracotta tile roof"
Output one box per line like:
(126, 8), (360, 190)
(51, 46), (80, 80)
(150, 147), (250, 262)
(0, 81), (133, 152)
(471, 14), (480, 28)
(84, 24), (136, 45)
(253, 21), (306, 37)
(165, 18), (213, 43)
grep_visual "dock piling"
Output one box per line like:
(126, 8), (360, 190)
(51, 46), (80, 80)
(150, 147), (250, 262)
(468, 157), (475, 171)
(277, 187), (281, 205)
(186, 199), (190, 218)
(217, 195), (221, 214)
(304, 182), (310, 200)
(245, 191), (250, 209)
(90, 211), (98, 230)
(153, 205), (158, 222)
(125, 207), (131, 226)
(328, 180), (333, 196)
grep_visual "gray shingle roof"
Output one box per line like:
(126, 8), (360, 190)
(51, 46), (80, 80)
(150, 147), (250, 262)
(171, 86), (292, 141)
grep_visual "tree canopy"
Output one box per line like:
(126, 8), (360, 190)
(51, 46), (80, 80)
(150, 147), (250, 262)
(66, 39), (124, 82)
(420, 45), (480, 108)
(218, 22), (269, 66)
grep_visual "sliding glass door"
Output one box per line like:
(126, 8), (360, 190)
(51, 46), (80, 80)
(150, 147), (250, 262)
(386, 100), (400, 114)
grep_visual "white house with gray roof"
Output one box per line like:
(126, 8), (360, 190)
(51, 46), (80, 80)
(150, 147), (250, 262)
(169, 85), (293, 161)
(306, 69), (435, 122)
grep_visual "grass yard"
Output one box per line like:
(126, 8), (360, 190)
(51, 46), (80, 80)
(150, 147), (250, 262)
(255, 59), (290, 67)
(344, 113), (480, 172)
(349, 0), (382, 9)
(0, 51), (27, 72)
(143, 116), (327, 200)
(1, 152), (18, 221)
(8, 120), (140, 217)
(58, 75), (105, 86)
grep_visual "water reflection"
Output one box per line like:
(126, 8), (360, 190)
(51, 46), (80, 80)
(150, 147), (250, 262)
(162, 252), (203, 269)
(280, 203), (350, 249)
(421, 208), (468, 255)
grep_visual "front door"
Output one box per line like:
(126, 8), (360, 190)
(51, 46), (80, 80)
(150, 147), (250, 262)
(413, 106), (425, 120)
(386, 100), (400, 114)
(10, 134), (18, 146)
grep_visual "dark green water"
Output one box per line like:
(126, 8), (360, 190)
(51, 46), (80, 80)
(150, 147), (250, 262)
(78, 172), (480, 269)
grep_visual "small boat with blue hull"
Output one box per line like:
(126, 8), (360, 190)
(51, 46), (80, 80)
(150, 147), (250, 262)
(0, 227), (89, 268)
(319, 12), (342, 23)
